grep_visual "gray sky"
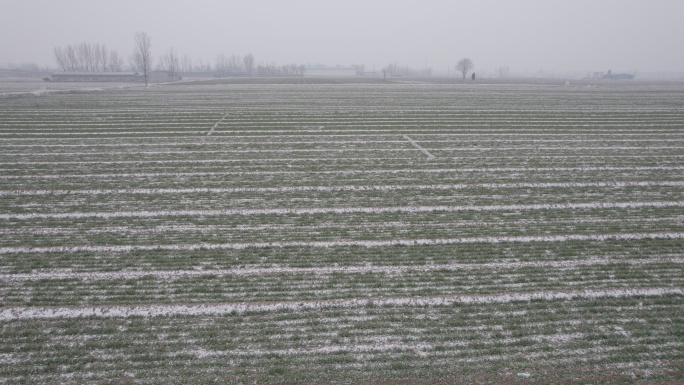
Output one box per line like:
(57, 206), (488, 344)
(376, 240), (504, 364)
(2, 0), (683, 73)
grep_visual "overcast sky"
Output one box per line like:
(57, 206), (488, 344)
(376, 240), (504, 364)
(2, 0), (683, 73)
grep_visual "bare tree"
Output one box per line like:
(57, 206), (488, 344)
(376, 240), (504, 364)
(381, 62), (398, 79)
(54, 47), (69, 71)
(93, 43), (108, 72)
(77, 43), (95, 72)
(132, 31), (152, 85)
(455, 58), (474, 79)
(289, 63), (300, 75)
(62, 42), (99, 71)
(109, 50), (123, 72)
(193, 58), (212, 72)
(215, 53), (228, 75)
(228, 54), (242, 76)
(180, 54), (193, 73)
(158, 47), (179, 78)
(243, 53), (254, 76)
(164, 48), (178, 78)
(65, 45), (79, 71)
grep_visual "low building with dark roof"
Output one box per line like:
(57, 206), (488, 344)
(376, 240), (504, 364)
(51, 72), (143, 82)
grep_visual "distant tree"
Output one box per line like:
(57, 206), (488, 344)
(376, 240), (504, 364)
(109, 50), (123, 72)
(455, 58), (474, 79)
(54, 47), (69, 71)
(65, 45), (79, 71)
(54, 44), (77, 71)
(215, 53), (228, 75)
(386, 62), (397, 78)
(55, 42), (115, 72)
(228, 54), (243, 75)
(243, 53), (254, 76)
(95, 45), (106, 71)
(132, 31), (152, 85)
(160, 47), (178, 77)
(471, 72), (476, 81)
(195, 60), (212, 72)
(77, 43), (93, 71)
(289, 63), (299, 75)
(180, 54), (193, 73)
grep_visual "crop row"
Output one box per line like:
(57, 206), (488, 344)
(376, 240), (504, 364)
(0, 293), (681, 383)
(3, 165), (682, 195)
(1, 203), (682, 247)
(5, 139), (684, 154)
(1, 260), (682, 307)
(3, 148), (683, 165)
(2, 122), (683, 136)
(2, 182), (682, 212)
(4, 180), (680, 196)
(1, 236), (681, 273)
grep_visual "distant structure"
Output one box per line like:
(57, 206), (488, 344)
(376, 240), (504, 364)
(51, 72), (143, 82)
(147, 71), (182, 83)
(303, 67), (357, 77)
(602, 70), (634, 80)
(50, 71), (181, 83)
(0, 68), (48, 79)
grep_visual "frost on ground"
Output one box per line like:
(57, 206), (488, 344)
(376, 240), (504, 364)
(0, 80), (683, 384)
(1, 287), (681, 321)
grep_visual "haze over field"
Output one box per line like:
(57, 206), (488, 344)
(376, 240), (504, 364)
(2, 0), (683, 74)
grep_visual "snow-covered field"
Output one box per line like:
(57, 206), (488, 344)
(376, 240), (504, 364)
(1, 79), (683, 384)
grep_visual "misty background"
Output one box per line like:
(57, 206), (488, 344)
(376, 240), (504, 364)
(2, 0), (683, 77)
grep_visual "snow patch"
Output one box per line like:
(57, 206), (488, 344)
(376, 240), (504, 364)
(2, 200), (682, 221)
(1, 287), (681, 321)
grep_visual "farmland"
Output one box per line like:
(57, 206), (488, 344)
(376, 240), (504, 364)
(0, 78), (683, 384)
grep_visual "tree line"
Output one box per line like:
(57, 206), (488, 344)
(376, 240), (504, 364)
(53, 42), (124, 72)
(53, 32), (311, 80)
(53, 31), (475, 80)
(213, 53), (255, 76)
(53, 32), (255, 77)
